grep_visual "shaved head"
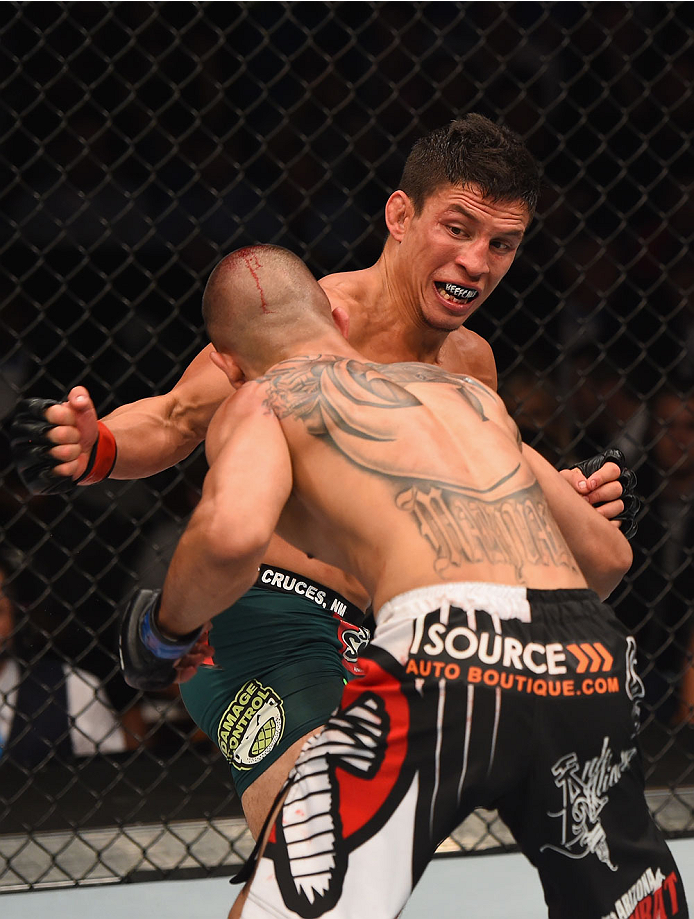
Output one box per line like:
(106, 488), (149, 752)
(203, 245), (336, 372)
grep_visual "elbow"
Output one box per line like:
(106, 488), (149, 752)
(189, 502), (271, 572)
(208, 518), (270, 570)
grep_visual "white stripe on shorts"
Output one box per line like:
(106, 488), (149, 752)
(376, 582), (531, 627)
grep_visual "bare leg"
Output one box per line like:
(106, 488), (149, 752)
(240, 727), (321, 840)
(228, 780), (290, 919)
(228, 728), (323, 915)
(229, 720), (408, 918)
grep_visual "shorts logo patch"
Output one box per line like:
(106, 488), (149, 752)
(217, 680), (285, 770)
(540, 735), (637, 870)
(340, 624), (370, 663)
(406, 609), (623, 697)
(601, 867), (682, 919)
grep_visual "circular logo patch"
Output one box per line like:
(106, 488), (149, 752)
(217, 679), (285, 770)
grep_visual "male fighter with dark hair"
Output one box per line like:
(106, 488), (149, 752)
(122, 244), (683, 919)
(11, 115), (638, 838)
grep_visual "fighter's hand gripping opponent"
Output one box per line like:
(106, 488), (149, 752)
(119, 588), (206, 691)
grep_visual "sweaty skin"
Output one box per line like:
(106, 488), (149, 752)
(43, 184), (625, 608)
(259, 358), (584, 608)
(157, 347), (631, 651)
(36, 188), (628, 839)
(151, 244), (634, 918)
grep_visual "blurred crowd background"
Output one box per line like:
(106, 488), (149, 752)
(0, 0), (692, 884)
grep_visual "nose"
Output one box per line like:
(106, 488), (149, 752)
(455, 239), (489, 280)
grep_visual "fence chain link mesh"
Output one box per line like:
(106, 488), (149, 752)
(1, 0), (692, 890)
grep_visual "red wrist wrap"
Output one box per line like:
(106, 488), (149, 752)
(78, 421), (117, 485)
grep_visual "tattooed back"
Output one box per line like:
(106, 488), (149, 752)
(222, 355), (587, 613)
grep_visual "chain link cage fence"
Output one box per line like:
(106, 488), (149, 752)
(0, 0), (692, 892)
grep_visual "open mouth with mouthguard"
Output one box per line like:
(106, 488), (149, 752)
(435, 282), (479, 304)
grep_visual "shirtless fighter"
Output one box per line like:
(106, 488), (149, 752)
(11, 115), (638, 839)
(122, 245), (683, 919)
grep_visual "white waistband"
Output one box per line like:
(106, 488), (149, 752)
(376, 582), (531, 626)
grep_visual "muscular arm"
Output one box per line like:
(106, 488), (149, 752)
(156, 384), (293, 637)
(522, 443), (633, 600)
(436, 334), (630, 518)
(103, 345), (232, 478)
(39, 345), (233, 483)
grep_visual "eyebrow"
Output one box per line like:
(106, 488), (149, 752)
(447, 204), (526, 240)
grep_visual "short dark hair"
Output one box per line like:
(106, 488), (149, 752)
(399, 114), (541, 216)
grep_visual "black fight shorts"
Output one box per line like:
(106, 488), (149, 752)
(235, 583), (688, 919)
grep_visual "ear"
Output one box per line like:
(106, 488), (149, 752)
(210, 350), (246, 389)
(384, 190), (413, 242)
(331, 306), (350, 341)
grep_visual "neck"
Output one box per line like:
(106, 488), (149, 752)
(347, 245), (450, 365)
(250, 334), (362, 379)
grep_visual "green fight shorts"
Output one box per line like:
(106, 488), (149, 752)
(179, 565), (369, 798)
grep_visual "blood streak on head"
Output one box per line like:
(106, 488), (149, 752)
(223, 247), (274, 314)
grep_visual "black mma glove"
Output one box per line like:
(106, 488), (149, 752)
(570, 448), (641, 540)
(11, 398), (117, 496)
(119, 588), (203, 691)
(11, 399), (80, 495)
